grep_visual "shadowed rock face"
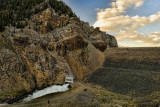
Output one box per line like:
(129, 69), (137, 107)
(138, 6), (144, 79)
(92, 43), (108, 52)
(0, 1), (117, 103)
(90, 27), (118, 52)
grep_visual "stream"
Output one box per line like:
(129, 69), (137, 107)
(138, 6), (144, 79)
(22, 84), (70, 102)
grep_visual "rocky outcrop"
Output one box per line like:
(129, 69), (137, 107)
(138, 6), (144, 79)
(89, 27), (118, 52)
(0, 41), (70, 103)
(31, 8), (70, 34)
(0, 2), (118, 103)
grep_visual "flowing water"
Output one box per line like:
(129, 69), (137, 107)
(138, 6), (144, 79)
(22, 84), (70, 102)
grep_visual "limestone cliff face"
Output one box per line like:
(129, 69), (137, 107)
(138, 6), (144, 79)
(0, 4), (118, 103)
(89, 27), (118, 52)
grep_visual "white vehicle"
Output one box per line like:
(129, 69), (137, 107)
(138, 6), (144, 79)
(65, 75), (75, 83)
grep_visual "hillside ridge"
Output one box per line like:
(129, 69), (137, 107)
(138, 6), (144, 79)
(0, 0), (118, 103)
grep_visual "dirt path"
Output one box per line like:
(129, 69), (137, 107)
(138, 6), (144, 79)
(6, 82), (135, 107)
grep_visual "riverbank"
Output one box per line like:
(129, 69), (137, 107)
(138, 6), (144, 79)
(0, 84), (70, 104)
(6, 83), (135, 107)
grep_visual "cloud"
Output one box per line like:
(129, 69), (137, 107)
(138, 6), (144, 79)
(111, 0), (144, 12)
(94, 0), (160, 46)
(95, 8), (100, 11)
(116, 31), (160, 45)
(152, 32), (160, 35)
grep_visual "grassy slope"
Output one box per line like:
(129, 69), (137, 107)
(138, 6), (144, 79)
(135, 92), (160, 106)
(104, 47), (160, 71)
(86, 67), (160, 96)
(86, 47), (160, 106)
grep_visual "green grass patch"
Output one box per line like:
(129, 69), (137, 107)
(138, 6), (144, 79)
(0, 89), (27, 100)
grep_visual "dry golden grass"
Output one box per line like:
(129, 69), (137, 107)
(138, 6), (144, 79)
(85, 47), (160, 106)
(104, 47), (160, 71)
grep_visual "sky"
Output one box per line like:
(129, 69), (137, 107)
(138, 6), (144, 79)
(63, 0), (160, 47)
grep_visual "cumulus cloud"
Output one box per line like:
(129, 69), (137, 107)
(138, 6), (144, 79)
(94, 0), (160, 46)
(117, 30), (160, 45)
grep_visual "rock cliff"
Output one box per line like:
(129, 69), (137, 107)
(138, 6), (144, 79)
(0, 0), (118, 103)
